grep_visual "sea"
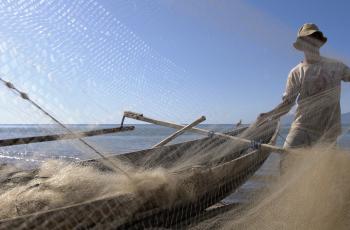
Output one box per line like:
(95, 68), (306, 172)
(1, 124), (350, 204)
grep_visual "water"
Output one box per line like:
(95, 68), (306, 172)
(0, 124), (235, 167)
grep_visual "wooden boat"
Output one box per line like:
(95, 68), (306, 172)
(0, 119), (279, 229)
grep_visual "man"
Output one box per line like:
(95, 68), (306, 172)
(258, 23), (350, 148)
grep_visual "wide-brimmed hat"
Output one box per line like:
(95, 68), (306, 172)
(293, 23), (327, 50)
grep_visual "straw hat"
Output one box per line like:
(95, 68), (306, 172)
(293, 23), (327, 50)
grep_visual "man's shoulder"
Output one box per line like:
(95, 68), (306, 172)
(321, 56), (345, 66)
(289, 62), (303, 76)
(320, 56), (349, 74)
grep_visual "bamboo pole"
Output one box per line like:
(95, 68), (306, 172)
(153, 116), (206, 148)
(124, 111), (285, 153)
(0, 126), (135, 147)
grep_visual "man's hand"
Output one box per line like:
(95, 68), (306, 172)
(256, 112), (272, 126)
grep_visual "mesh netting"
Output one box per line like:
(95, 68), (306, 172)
(0, 1), (350, 230)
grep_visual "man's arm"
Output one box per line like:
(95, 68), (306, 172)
(258, 98), (295, 122)
(341, 62), (350, 82)
(257, 70), (300, 123)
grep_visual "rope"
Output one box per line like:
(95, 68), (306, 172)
(0, 77), (130, 178)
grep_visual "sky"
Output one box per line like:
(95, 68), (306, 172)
(0, 0), (349, 124)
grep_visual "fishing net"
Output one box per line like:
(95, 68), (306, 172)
(0, 1), (349, 230)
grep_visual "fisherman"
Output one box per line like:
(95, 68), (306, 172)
(258, 23), (350, 148)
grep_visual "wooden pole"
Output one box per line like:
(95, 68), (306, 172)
(124, 111), (285, 153)
(0, 126), (135, 147)
(124, 111), (207, 135)
(153, 116), (206, 148)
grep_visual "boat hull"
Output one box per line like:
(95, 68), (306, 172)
(0, 121), (279, 229)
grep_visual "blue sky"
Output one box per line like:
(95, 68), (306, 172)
(0, 0), (349, 124)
